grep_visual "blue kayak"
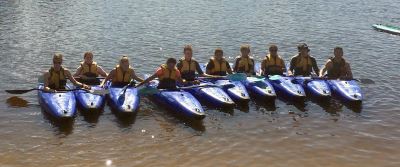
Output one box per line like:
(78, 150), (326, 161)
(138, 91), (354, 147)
(147, 80), (205, 120)
(183, 80), (235, 108)
(242, 77), (276, 100)
(74, 85), (106, 112)
(268, 76), (306, 102)
(213, 79), (250, 104)
(295, 77), (331, 99)
(106, 82), (140, 114)
(37, 83), (77, 119)
(327, 80), (362, 103)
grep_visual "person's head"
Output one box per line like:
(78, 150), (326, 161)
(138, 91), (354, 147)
(333, 47), (343, 59)
(240, 44), (250, 57)
(183, 44), (193, 60)
(166, 58), (177, 69)
(269, 44), (278, 56)
(83, 51), (94, 64)
(297, 43), (310, 56)
(119, 55), (130, 71)
(214, 48), (223, 60)
(52, 53), (63, 70)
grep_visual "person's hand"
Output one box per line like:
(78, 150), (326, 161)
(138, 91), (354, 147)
(192, 80), (201, 85)
(82, 84), (91, 90)
(47, 89), (56, 93)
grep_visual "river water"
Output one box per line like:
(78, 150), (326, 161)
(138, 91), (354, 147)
(1, 0), (400, 166)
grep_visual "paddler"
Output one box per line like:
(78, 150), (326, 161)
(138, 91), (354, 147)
(100, 55), (143, 87)
(260, 44), (286, 76)
(287, 43), (320, 76)
(73, 51), (108, 85)
(43, 53), (90, 92)
(233, 44), (256, 76)
(136, 58), (187, 89)
(319, 47), (353, 79)
(177, 45), (214, 84)
(205, 47), (233, 76)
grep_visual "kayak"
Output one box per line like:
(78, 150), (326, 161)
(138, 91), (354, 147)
(37, 83), (77, 119)
(267, 76), (306, 102)
(372, 24), (400, 35)
(147, 79), (205, 120)
(242, 77), (276, 100)
(327, 80), (362, 103)
(201, 63), (250, 104)
(74, 85), (106, 112)
(106, 81), (140, 114)
(183, 80), (235, 108)
(294, 77), (331, 99)
(213, 79), (250, 104)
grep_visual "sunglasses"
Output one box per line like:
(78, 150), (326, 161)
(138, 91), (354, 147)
(270, 49), (278, 52)
(53, 61), (62, 64)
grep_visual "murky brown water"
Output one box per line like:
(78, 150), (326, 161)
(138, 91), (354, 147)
(1, 0), (400, 166)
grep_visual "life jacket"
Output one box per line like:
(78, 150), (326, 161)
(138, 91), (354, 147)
(262, 54), (284, 76)
(78, 62), (100, 85)
(112, 65), (135, 87)
(327, 57), (346, 79)
(80, 61), (98, 77)
(179, 58), (197, 81)
(157, 64), (179, 89)
(235, 56), (254, 73)
(209, 57), (229, 76)
(48, 67), (67, 90)
(293, 55), (313, 76)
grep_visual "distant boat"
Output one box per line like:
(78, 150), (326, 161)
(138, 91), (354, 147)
(372, 24), (400, 35)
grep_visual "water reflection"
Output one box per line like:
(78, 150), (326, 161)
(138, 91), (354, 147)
(41, 109), (74, 136)
(6, 96), (29, 108)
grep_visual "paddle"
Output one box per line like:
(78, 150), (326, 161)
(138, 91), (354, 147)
(138, 83), (235, 96)
(198, 73), (248, 82)
(118, 79), (135, 98)
(5, 88), (108, 95)
(267, 75), (375, 84)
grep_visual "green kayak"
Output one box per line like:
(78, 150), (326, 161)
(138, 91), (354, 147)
(372, 24), (400, 35)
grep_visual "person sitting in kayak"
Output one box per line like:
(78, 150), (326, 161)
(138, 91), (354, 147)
(73, 51), (108, 85)
(261, 44), (286, 76)
(43, 53), (90, 92)
(205, 48), (233, 76)
(319, 47), (353, 79)
(233, 44), (255, 76)
(100, 55), (143, 87)
(177, 45), (214, 84)
(136, 58), (187, 89)
(288, 43), (319, 76)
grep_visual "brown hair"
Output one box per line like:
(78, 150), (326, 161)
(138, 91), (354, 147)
(214, 48), (223, 55)
(83, 51), (93, 58)
(166, 58), (177, 64)
(269, 44), (278, 51)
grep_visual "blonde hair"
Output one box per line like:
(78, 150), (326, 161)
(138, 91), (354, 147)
(183, 44), (193, 53)
(53, 53), (63, 62)
(119, 55), (129, 65)
(240, 44), (250, 51)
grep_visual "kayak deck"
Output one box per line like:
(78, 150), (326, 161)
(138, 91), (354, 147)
(106, 82), (140, 114)
(37, 84), (77, 119)
(74, 85), (106, 112)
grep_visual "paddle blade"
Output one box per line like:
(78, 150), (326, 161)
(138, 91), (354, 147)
(269, 75), (282, 81)
(138, 87), (159, 96)
(89, 89), (109, 95)
(227, 73), (247, 81)
(5, 89), (36, 94)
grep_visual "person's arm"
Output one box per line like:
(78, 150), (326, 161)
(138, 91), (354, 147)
(250, 59), (255, 75)
(233, 58), (239, 73)
(43, 72), (54, 92)
(287, 57), (296, 76)
(135, 73), (157, 88)
(97, 66), (108, 77)
(280, 58), (287, 74)
(226, 62), (233, 74)
(205, 60), (213, 75)
(131, 70), (144, 82)
(100, 69), (115, 87)
(312, 58), (320, 75)
(319, 60), (331, 77)
(196, 61), (212, 77)
(65, 69), (90, 89)
(344, 63), (353, 80)
(260, 59), (266, 75)
(176, 60), (183, 71)
(73, 66), (83, 77)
